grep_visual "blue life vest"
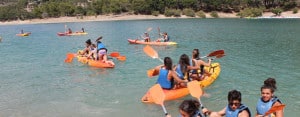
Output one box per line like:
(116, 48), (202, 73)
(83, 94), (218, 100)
(175, 64), (185, 80)
(97, 42), (106, 51)
(225, 104), (251, 117)
(256, 97), (280, 116)
(157, 68), (172, 89)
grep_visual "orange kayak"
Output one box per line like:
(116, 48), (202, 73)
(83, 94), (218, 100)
(127, 39), (177, 46)
(77, 56), (114, 68)
(141, 63), (220, 103)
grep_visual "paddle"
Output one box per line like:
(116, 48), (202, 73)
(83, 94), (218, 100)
(143, 45), (163, 62)
(158, 27), (161, 38)
(187, 81), (206, 117)
(149, 84), (168, 116)
(147, 68), (159, 77)
(200, 50), (225, 59)
(264, 104), (285, 116)
(116, 55), (126, 61)
(109, 52), (126, 61)
(109, 52), (120, 57)
(64, 53), (76, 63)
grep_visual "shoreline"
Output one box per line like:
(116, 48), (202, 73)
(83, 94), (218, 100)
(1, 11), (299, 26)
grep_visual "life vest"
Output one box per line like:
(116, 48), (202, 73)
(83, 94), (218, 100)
(175, 64), (188, 80)
(97, 41), (106, 51)
(225, 104), (251, 117)
(256, 97), (281, 116)
(157, 68), (172, 89)
(164, 35), (170, 42)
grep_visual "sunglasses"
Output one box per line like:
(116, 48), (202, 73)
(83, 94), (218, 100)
(229, 102), (240, 106)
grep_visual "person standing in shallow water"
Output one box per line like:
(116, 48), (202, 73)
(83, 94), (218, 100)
(203, 90), (251, 117)
(255, 78), (284, 117)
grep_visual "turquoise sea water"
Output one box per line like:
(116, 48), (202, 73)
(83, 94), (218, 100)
(0, 19), (299, 117)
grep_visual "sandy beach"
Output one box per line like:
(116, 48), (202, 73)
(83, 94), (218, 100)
(1, 11), (299, 25)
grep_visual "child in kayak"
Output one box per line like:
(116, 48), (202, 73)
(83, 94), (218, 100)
(142, 57), (187, 102)
(190, 49), (212, 81)
(78, 39), (92, 56)
(143, 32), (151, 42)
(96, 36), (114, 66)
(174, 54), (202, 84)
(154, 57), (188, 90)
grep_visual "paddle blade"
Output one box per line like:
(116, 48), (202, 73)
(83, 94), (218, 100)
(265, 104), (285, 115)
(109, 52), (120, 57)
(147, 69), (159, 77)
(149, 84), (165, 105)
(147, 27), (152, 32)
(143, 45), (158, 59)
(64, 53), (75, 63)
(215, 54), (226, 58)
(207, 50), (225, 57)
(187, 81), (203, 100)
(116, 55), (126, 61)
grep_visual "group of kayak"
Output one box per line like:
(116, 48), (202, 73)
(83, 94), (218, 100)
(65, 36), (123, 68)
(16, 27), (88, 37)
(57, 27), (88, 36)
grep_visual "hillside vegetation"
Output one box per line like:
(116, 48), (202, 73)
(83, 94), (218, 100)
(0, 0), (298, 21)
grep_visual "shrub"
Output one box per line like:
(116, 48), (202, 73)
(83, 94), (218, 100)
(196, 11), (206, 18)
(152, 11), (159, 16)
(182, 8), (195, 17)
(271, 8), (283, 16)
(164, 9), (181, 17)
(210, 11), (219, 18)
(292, 8), (298, 14)
(173, 9), (181, 17)
(237, 8), (262, 18)
(164, 8), (174, 17)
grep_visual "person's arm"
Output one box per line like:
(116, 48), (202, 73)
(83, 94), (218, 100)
(239, 110), (250, 117)
(170, 71), (187, 83)
(153, 65), (164, 72)
(187, 65), (201, 70)
(273, 101), (284, 117)
(208, 107), (226, 117)
(197, 59), (211, 67)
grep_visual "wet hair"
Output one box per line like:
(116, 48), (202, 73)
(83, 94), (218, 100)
(91, 44), (96, 48)
(179, 54), (190, 73)
(228, 90), (242, 102)
(179, 99), (200, 116)
(85, 39), (92, 45)
(261, 78), (277, 93)
(192, 49), (200, 59)
(164, 57), (173, 70)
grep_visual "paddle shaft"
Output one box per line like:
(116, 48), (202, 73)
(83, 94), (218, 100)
(161, 104), (168, 115)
